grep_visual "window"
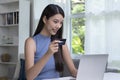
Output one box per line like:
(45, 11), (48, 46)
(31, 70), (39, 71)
(85, 0), (120, 69)
(71, 0), (85, 54)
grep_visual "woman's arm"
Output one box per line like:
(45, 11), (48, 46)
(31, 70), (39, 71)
(62, 43), (77, 77)
(25, 37), (59, 80)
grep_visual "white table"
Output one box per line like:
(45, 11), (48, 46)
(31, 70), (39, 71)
(103, 73), (120, 80)
(43, 73), (120, 80)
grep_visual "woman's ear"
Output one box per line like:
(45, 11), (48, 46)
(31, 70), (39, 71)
(43, 16), (47, 24)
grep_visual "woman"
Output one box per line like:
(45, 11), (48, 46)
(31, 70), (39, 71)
(25, 4), (77, 80)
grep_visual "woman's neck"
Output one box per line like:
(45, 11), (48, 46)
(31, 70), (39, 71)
(40, 27), (51, 37)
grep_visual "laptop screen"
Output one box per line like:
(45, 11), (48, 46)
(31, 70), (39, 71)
(76, 54), (108, 80)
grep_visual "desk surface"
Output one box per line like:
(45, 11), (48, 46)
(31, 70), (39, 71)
(43, 73), (120, 80)
(104, 73), (120, 80)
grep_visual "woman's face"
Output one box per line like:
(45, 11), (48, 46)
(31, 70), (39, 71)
(43, 14), (64, 36)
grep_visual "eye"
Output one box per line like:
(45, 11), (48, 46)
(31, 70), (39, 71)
(53, 20), (58, 23)
(60, 22), (63, 25)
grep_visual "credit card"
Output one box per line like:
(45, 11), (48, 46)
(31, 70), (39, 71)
(58, 39), (66, 45)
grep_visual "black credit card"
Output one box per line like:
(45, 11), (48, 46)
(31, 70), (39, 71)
(58, 39), (66, 45)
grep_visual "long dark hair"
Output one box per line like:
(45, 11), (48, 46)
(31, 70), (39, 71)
(33, 4), (65, 72)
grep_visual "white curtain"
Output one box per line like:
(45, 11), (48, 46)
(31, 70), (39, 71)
(85, 0), (120, 69)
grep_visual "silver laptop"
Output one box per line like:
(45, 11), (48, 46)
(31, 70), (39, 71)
(74, 54), (108, 80)
(43, 54), (108, 80)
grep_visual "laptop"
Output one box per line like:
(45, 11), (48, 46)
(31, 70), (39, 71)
(43, 54), (108, 80)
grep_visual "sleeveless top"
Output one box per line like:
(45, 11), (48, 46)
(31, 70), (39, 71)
(33, 34), (59, 80)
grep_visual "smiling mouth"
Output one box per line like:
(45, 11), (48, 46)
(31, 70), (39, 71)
(53, 29), (58, 33)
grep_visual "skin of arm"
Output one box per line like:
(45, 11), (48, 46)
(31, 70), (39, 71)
(25, 37), (59, 80)
(62, 43), (78, 77)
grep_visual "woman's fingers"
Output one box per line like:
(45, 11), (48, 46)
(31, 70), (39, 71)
(52, 40), (59, 52)
(48, 40), (60, 54)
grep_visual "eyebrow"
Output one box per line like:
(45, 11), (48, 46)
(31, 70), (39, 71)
(54, 19), (64, 22)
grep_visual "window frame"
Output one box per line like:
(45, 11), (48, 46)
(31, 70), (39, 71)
(69, 0), (85, 58)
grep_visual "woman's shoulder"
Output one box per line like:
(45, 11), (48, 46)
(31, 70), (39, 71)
(25, 37), (35, 44)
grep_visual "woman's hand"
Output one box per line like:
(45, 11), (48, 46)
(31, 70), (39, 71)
(47, 40), (59, 55)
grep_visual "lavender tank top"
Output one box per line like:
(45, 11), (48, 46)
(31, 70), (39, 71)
(33, 34), (59, 80)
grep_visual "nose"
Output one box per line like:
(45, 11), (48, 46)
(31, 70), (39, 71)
(57, 23), (62, 29)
